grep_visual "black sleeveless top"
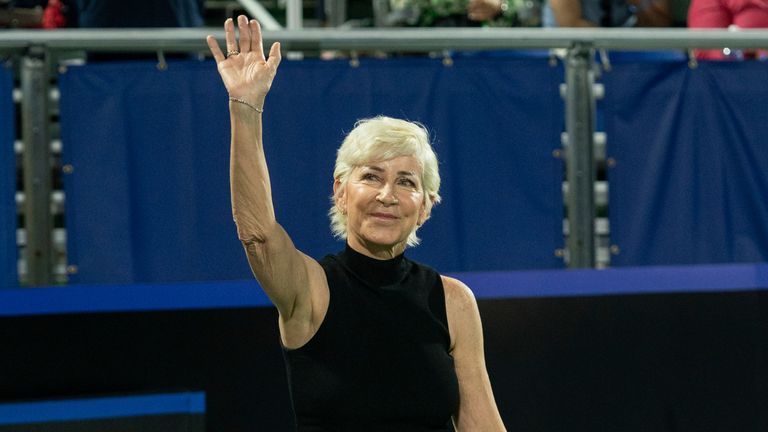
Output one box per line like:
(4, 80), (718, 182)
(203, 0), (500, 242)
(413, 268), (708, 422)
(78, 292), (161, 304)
(282, 245), (460, 431)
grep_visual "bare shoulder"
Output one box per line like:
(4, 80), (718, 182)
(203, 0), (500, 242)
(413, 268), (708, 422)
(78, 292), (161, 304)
(441, 276), (506, 431)
(440, 275), (481, 352)
(440, 275), (478, 314)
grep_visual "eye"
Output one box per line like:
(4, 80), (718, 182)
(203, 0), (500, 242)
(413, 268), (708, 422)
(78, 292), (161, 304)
(361, 173), (380, 182)
(397, 178), (417, 188)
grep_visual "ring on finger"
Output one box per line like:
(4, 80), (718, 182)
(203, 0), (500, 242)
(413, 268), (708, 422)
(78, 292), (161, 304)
(226, 50), (240, 57)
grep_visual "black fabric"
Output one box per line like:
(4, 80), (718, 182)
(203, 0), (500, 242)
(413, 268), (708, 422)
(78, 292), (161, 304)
(0, 414), (204, 432)
(283, 244), (459, 431)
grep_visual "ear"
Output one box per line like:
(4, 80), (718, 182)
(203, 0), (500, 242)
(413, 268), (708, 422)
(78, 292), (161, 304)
(333, 178), (346, 213)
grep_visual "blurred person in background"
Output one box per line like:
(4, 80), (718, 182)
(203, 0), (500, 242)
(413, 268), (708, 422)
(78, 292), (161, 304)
(687, 0), (768, 59)
(670, 0), (691, 25)
(384, 0), (541, 27)
(543, 0), (672, 27)
(1, 0), (74, 28)
(72, 0), (205, 61)
(74, 0), (204, 27)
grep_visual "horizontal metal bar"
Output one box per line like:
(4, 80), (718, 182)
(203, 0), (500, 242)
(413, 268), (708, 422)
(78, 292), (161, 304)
(2, 28), (768, 53)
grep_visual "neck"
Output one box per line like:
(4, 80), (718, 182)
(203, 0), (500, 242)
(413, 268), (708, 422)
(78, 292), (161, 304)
(338, 243), (409, 288)
(347, 237), (406, 260)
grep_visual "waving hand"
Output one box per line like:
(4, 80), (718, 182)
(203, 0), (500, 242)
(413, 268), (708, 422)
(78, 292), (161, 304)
(206, 16), (281, 109)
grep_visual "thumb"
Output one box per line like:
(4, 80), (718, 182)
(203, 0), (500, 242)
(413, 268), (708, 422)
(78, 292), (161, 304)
(268, 42), (282, 69)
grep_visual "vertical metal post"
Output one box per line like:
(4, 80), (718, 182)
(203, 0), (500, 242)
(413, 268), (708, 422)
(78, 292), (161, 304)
(325, 0), (346, 27)
(21, 50), (53, 286)
(236, 0), (283, 29)
(286, 0), (303, 29)
(564, 43), (596, 268)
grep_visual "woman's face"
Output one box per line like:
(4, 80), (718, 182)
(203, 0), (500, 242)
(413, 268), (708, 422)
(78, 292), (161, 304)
(335, 155), (428, 257)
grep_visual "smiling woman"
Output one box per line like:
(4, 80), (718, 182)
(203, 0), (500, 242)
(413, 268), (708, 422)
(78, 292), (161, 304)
(330, 117), (441, 252)
(207, 15), (506, 432)
(336, 154), (427, 257)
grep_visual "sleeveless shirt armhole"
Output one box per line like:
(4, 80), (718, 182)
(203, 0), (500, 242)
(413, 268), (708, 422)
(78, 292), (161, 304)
(428, 273), (451, 342)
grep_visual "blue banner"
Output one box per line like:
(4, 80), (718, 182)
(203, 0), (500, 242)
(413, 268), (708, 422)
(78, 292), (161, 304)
(58, 57), (564, 284)
(0, 63), (16, 288)
(604, 60), (768, 266)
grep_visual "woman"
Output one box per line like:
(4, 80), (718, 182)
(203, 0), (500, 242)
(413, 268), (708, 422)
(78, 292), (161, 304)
(206, 16), (506, 431)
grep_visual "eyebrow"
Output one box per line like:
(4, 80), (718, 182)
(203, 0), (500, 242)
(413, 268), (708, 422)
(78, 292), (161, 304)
(363, 165), (417, 178)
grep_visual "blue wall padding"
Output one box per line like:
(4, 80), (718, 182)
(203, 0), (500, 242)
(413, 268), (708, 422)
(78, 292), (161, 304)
(1, 262), (765, 317)
(604, 60), (768, 266)
(0, 392), (205, 425)
(0, 63), (16, 288)
(58, 58), (564, 284)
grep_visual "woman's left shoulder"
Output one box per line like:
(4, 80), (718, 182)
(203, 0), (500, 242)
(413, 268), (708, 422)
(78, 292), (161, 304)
(440, 275), (478, 314)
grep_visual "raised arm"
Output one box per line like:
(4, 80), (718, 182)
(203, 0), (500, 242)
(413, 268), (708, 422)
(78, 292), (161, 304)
(207, 17), (326, 344)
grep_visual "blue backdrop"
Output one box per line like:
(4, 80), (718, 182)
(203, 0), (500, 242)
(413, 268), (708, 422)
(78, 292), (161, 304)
(0, 63), (16, 288)
(604, 60), (768, 266)
(59, 57), (565, 284)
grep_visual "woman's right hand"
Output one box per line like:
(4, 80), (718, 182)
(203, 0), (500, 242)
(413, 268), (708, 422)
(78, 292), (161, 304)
(206, 15), (282, 108)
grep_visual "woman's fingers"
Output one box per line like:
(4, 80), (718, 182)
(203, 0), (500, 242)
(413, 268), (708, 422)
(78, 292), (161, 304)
(267, 42), (282, 70)
(250, 19), (265, 61)
(224, 18), (238, 55)
(237, 15), (251, 54)
(206, 35), (226, 63)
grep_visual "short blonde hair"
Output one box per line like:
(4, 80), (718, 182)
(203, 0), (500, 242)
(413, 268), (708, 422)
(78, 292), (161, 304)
(329, 116), (441, 247)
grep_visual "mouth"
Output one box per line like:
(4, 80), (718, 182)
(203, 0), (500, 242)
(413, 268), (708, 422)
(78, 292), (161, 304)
(370, 212), (398, 220)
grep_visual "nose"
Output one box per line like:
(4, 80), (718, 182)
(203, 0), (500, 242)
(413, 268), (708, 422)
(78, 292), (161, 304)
(376, 184), (399, 206)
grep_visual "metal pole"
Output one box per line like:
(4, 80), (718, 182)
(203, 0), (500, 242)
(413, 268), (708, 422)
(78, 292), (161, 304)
(564, 43), (596, 268)
(325, 0), (346, 27)
(21, 50), (53, 286)
(286, 0), (303, 29)
(235, 0), (283, 30)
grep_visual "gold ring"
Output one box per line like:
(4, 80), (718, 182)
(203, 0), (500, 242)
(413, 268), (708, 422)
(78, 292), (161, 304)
(226, 50), (240, 57)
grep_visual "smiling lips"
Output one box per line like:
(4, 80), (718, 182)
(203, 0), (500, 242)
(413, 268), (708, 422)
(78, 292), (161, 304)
(370, 212), (398, 220)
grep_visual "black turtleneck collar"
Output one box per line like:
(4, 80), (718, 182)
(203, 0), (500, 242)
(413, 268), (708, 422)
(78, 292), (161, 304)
(337, 243), (411, 288)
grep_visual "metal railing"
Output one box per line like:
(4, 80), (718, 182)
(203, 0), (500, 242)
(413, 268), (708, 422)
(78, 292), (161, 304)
(2, 27), (768, 51)
(2, 28), (768, 284)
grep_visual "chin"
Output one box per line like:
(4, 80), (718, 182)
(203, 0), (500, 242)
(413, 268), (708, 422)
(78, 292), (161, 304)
(362, 231), (408, 248)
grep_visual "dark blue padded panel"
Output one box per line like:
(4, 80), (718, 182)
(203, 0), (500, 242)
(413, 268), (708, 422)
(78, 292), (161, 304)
(1, 263), (765, 317)
(59, 61), (244, 284)
(0, 63), (16, 288)
(603, 60), (768, 266)
(59, 57), (563, 284)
